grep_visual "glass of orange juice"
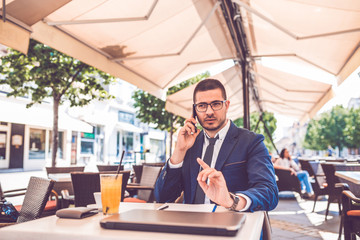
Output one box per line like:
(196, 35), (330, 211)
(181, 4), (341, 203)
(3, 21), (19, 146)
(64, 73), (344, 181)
(100, 174), (122, 215)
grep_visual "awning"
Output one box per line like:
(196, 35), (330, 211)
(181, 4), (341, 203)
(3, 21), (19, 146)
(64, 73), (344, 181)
(253, 63), (334, 122)
(0, 20), (30, 54)
(116, 122), (143, 134)
(0, 97), (93, 132)
(0, 0), (359, 121)
(236, 0), (360, 86)
(13, 0), (235, 99)
(166, 63), (333, 122)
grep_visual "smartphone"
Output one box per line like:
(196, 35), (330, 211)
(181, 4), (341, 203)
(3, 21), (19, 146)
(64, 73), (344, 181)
(192, 105), (197, 133)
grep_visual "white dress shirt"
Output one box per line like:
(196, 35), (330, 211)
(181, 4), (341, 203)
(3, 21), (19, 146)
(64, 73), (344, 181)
(169, 120), (251, 211)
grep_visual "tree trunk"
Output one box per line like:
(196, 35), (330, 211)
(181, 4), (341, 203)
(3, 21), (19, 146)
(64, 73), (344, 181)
(52, 98), (60, 167)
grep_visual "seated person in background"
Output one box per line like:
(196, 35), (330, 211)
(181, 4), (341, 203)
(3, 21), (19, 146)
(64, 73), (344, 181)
(274, 148), (314, 198)
(155, 79), (278, 212)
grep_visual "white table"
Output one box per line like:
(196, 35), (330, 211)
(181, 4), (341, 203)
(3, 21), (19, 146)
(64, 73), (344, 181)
(0, 203), (265, 240)
(335, 171), (360, 184)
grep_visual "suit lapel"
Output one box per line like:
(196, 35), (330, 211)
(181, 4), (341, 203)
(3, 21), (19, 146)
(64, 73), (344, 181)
(190, 132), (204, 203)
(215, 122), (239, 171)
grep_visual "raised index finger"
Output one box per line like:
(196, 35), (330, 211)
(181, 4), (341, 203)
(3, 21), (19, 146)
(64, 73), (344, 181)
(197, 158), (210, 169)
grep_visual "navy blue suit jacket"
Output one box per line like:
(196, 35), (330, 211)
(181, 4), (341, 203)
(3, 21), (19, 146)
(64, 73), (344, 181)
(154, 121), (278, 212)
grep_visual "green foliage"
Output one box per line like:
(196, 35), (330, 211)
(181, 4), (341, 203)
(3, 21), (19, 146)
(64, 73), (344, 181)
(304, 105), (351, 152)
(344, 108), (360, 149)
(0, 39), (114, 108)
(132, 90), (181, 133)
(303, 118), (327, 150)
(167, 71), (210, 96)
(233, 111), (277, 151)
(132, 71), (210, 133)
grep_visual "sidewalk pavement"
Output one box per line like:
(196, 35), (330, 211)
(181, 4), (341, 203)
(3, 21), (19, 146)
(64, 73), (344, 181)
(270, 193), (342, 240)
(0, 170), (344, 239)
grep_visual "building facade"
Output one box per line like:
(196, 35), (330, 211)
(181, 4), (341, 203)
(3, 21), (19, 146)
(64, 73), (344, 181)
(0, 79), (167, 171)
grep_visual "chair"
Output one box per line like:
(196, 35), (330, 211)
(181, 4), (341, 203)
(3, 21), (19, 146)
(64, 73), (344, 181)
(341, 190), (360, 240)
(124, 165), (162, 203)
(132, 165), (143, 184)
(274, 168), (302, 196)
(0, 177), (55, 226)
(46, 166), (85, 207)
(320, 163), (350, 220)
(0, 184), (59, 217)
(71, 171), (130, 207)
(96, 165), (124, 172)
(299, 160), (329, 212)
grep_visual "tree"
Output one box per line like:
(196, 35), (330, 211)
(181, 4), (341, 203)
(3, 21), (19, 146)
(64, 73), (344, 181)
(319, 106), (347, 153)
(304, 105), (348, 155)
(344, 107), (360, 150)
(303, 118), (327, 151)
(0, 39), (114, 167)
(132, 72), (210, 156)
(233, 111), (277, 152)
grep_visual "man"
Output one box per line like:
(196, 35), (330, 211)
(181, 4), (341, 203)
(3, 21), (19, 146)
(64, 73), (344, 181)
(155, 79), (278, 211)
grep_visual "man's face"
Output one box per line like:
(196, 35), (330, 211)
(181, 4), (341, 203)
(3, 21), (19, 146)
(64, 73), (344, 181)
(194, 88), (229, 133)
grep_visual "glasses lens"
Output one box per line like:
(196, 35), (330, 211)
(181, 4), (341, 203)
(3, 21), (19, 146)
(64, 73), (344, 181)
(196, 103), (208, 112)
(211, 101), (223, 110)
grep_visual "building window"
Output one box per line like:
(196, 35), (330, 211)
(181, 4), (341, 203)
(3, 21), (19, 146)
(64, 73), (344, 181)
(118, 111), (134, 124)
(81, 140), (94, 154)
(49, 131), (64, 159)
(80, 130), (95, 155)
(122, 131), (133, 159)
(29, 128), (46, 160)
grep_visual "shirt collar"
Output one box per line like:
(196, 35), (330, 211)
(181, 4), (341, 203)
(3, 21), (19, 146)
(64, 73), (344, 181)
(204, 119), (231, 141)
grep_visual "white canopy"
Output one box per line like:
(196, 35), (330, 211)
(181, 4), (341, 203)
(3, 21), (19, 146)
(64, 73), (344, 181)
(0, 0), (359, 122)
(166, 63), (333, 122)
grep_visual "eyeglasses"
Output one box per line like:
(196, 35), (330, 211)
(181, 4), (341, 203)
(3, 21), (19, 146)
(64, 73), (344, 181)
(193, 100), (227, 112)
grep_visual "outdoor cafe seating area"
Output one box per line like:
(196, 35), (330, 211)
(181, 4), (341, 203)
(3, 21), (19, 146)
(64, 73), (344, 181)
(0, 157), (360, 239)
(274, 157), (360, 239)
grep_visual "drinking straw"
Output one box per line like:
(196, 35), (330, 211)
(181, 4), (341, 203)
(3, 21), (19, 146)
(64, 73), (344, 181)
(116, 150), (125, 179)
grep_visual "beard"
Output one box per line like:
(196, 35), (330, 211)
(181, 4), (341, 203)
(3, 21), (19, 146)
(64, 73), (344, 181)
(198, 115), (227, 132)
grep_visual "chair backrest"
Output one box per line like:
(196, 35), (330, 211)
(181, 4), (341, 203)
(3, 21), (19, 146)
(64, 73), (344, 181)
(341, 190), (360, 239)
(17, 177), (55, 223)
(132, 165), (143, 184)
(299, 160), (327, 193)
(71, 171), (130, 207)
(274, 168), (302, 195)
(45, 166), (85, 175)
(96, 165), (124, 172)
(137, 165), (162, 202)
(321, 163), (339, 187)
(71, 172), (100, 207)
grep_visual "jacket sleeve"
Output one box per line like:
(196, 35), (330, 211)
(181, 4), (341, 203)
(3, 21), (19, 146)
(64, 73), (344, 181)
(237, 134), (279, 212)
(154, 160), (183, 203)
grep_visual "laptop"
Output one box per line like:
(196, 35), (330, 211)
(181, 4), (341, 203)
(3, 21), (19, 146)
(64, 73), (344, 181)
(100, 209), (246, 236)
